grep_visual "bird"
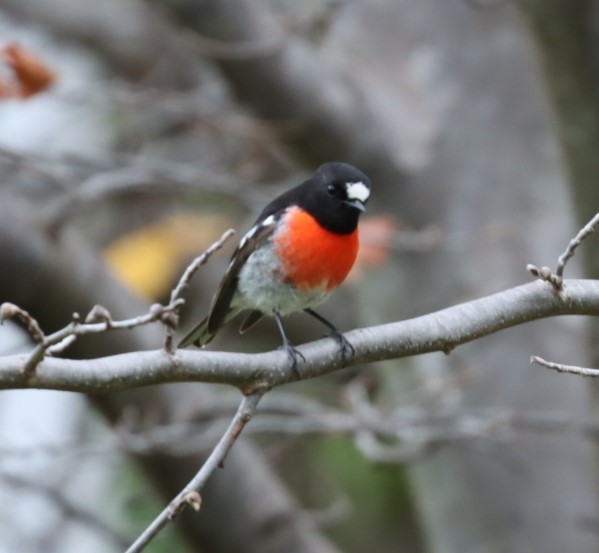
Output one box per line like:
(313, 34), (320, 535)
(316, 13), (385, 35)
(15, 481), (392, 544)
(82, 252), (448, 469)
(179, 162), (371, 373)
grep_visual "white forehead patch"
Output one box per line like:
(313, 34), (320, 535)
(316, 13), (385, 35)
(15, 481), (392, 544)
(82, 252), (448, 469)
(345, 181), (370, 203)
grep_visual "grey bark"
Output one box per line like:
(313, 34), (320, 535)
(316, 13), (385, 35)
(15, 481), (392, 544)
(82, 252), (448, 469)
(3, 278), (599, 393)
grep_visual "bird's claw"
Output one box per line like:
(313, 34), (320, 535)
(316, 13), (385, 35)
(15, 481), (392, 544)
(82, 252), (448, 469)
(327, 329), (355, 362)
(281, 342), (305, 378)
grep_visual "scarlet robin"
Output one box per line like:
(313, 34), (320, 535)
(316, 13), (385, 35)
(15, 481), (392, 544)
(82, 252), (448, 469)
(179, 162), (371, 373)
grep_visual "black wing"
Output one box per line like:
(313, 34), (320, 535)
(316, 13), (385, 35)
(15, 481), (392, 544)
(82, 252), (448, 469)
(179, 197), (291, 348)
(206, 214), (280, 334)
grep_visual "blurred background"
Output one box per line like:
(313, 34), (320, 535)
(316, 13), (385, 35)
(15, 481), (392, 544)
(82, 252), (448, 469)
(1, 0), (598, 552)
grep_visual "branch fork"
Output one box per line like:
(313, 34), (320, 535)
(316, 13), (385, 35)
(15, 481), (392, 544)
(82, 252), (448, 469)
(528, 212), (599, 290)
(529, 213), (599, 375)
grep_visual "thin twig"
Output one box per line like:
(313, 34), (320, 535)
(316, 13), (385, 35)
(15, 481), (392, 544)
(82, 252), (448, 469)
(125, 392), (263, 553)
(354, 430), (432, 464)
(528, 212), (599, 289)
(23, 229), (237, 363)
(163, 228), (235, 353)
(184, 28), (284, 60)
(5, 399), (599, 462)
(2, 301), (182, 377)
(530, 355), (599, 377)
(0, 303), (48, 375)
(2, 472), (130, 549)
(555, 212), (599, 283)
(42, 165), (256, 234)
(0, 303), (45, 343)
(0, 143), (269, 233)
(169, 228), (235, 304)
(0, 144), (66, 190)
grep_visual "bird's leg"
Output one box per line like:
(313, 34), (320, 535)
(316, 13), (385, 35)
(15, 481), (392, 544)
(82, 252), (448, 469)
(274, 311), (305, 377)
(303, 308), (355, 361)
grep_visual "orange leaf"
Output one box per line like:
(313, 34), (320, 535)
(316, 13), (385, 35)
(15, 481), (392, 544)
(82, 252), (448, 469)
(347, 215), (398, 282)
(104, 213), (233, 300)
(359, 215), (398, 268)
(2, 43), (56, 98)
(0, 76), (15, 98)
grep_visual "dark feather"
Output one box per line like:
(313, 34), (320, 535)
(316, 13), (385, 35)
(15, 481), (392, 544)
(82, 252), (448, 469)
(206, 217), (279, 335)
(239, 310), (264, 333)
(178, 314), (210, 348)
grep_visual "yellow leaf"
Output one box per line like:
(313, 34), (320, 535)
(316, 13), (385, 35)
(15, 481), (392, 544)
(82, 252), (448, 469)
(104, 213), (232, 300)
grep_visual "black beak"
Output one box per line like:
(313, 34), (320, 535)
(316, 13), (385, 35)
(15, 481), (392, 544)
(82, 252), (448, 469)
(344, 198), (366, 212)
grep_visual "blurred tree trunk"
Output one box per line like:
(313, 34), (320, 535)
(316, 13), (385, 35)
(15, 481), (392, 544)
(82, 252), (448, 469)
(152, 0), (409, 185)
(519, 0), (599, 363)
(340, 1), (599, 552)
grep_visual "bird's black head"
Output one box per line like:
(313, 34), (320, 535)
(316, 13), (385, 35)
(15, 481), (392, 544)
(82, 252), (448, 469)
(298, 162), (371, 234)
(257, 162), (371, 234)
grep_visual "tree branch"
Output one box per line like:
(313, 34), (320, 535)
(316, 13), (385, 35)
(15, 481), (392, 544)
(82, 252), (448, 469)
(125, 392), (263, 553)
(1, 278), (599, 393)
(0, 228), (235, 373)
(163, 228), (235, 352)
(531, 355), (599, 377)
(1, 472), (130, 550)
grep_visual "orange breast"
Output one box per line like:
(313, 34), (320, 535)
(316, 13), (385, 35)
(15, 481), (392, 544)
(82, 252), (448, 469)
(274, 207), (359, 291)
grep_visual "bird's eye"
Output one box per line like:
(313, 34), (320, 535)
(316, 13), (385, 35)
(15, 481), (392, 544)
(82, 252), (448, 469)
(327, 184), (336, 196)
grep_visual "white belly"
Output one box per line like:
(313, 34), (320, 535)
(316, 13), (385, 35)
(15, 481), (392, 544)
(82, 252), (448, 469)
(235, 238), (330, 315)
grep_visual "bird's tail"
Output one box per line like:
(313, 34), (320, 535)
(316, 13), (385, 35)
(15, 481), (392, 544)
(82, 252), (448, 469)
(178, 315), (214, 348)
(178, 308), (242, 348)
